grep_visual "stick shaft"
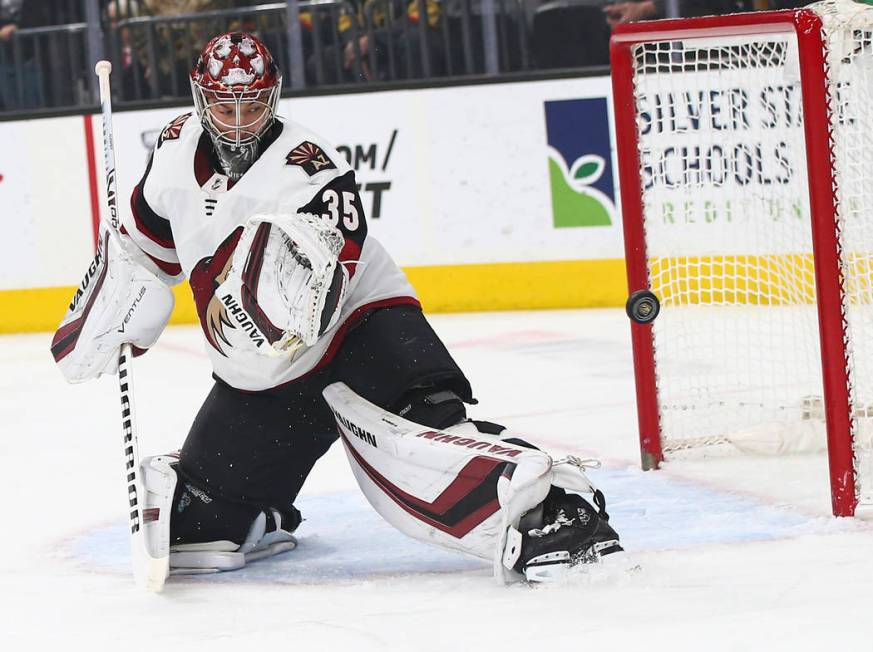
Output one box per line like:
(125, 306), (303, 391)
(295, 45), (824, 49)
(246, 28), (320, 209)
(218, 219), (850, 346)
(95, 61), (120, 232)
(93, 62), (162, 589)
(96, 65), (143, 557)
(94, 63), (139, 507)
(118, 343), (142, 537)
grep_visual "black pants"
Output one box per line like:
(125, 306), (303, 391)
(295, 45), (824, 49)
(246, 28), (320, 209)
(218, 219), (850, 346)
(177, 305), (472, 512)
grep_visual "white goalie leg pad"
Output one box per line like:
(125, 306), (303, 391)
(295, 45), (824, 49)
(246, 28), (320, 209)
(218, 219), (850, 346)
(322, 382), (598, 584)
(135, 453), (178, 590)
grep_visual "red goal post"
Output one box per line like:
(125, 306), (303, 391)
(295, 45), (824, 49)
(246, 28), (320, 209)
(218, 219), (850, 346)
(610, 1), (871, 517)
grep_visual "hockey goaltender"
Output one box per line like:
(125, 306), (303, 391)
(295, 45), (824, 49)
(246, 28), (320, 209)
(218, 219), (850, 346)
(51, 32), (622, 587)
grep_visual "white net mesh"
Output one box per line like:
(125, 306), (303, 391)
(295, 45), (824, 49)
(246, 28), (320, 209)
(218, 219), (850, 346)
(628, 0), (873, 505)
(817, 0), (873, 504)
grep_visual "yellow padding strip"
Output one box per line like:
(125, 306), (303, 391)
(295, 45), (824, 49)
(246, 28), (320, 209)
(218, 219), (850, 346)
(0, 259), (629, 334)
(168, 283), (199, 325)
(0, 285), (204, 335)
(0, 287), (76, 334)
(649, 254), (818, 306)
(405, 259), (628, 313)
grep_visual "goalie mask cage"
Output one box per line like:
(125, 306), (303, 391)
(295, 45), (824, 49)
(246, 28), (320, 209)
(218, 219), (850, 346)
(611, 0), (873, 516)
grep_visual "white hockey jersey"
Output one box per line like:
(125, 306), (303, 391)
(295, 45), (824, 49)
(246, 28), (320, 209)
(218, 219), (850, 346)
(122, 113), (418, 391)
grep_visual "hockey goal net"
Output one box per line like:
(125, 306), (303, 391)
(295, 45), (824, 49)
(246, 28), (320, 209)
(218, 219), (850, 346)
(611, 0), (873, 516)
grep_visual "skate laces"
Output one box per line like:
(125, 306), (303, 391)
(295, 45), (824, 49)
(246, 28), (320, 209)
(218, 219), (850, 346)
(553, 455), (601, 470)
(528, 511), (574, 538)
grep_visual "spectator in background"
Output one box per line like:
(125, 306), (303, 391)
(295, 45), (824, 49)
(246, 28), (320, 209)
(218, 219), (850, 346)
(531, 1), (611, 70)
(603, 1), (755, 25)
(143, 0), (235, 97)
(105, 0), (151, 100)
(533, 0), (783, 72)
(109, 0), (236, 100)
(0, 0), (17, 38)
(306, 0), (444, 85)
(0, 0), (51, 111)
(0, 0), (21, 110)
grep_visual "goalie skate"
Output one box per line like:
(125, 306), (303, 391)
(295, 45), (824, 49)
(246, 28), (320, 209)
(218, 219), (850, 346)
(140, 453), (299, 578)
(169, 508), (298, 574)
(504, 489), (623, 583)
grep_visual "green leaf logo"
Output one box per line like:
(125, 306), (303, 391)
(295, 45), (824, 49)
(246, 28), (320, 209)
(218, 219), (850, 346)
(569, 155), (605, 189)
(547, 147), (613, 228)
(575, 162), (599, 179)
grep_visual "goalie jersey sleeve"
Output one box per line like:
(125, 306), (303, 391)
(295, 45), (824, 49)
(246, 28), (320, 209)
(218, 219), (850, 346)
(122, 146), (185, 285)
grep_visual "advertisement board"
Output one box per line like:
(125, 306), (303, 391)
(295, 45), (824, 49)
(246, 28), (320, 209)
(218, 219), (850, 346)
(3, 74), (630, 331)
(103, 75), (624, 266)
(0, 117), (93, 291)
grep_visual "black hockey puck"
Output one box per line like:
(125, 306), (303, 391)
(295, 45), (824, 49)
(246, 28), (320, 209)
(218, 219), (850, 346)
(626, 290), (660, 324)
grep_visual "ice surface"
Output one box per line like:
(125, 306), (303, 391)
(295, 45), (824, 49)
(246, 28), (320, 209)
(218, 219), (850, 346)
(2, 309), (872, 650)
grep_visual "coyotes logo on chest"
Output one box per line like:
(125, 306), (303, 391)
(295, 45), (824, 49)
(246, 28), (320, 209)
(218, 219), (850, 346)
(190, 228), (242, 356)
(286, 141), (336, 176)
(191, 228), (272, 356)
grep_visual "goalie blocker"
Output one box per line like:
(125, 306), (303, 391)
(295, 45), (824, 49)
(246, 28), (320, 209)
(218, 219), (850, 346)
(50, 230), (175, 382)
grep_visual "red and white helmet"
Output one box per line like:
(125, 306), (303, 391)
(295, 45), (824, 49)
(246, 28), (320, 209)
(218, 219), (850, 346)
(190, 32), (282, 149)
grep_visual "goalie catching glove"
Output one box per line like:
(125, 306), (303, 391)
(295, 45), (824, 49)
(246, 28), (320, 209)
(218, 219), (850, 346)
(218, 213), (349, 354)
(50, 230), (175, 383)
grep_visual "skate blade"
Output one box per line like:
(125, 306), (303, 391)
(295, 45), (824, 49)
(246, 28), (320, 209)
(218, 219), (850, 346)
(168, 538), (298, 576)
(169, 567), (222, 575)
(524, 561), (573, 583)
(523, 541), (629, 584)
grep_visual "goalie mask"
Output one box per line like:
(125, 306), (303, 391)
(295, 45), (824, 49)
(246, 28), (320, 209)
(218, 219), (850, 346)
(191, 32), (282, 181)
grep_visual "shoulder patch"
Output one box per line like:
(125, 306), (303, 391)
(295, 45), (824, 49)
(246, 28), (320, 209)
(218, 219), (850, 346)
(157, 113), (193, 149)
(286, 141), (337, 176)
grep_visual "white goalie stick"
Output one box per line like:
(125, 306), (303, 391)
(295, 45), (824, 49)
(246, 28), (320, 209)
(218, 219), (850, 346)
(95, 61), (169, 591)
